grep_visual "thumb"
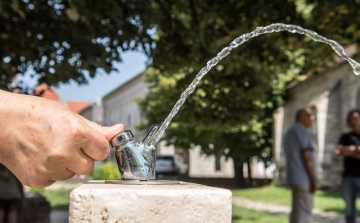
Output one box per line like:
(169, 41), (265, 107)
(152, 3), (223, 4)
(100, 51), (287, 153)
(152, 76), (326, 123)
(101, 124), (125, 141)
(80, 116), (125, 141)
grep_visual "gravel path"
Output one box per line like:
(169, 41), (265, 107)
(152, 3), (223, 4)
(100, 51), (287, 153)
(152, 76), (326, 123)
(50, 211), (69, 223)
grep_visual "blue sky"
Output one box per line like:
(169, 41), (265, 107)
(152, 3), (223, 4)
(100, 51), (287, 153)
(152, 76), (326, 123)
(55, 51), (148, 102)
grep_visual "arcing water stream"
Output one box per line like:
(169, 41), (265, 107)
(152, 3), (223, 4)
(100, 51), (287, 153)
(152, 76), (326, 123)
(147, 23), (360, 146)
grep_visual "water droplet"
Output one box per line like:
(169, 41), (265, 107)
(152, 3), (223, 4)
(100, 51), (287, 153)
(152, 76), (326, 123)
(273, 24), (285, 32)
(207, 57), (220, 66)
(217, 47), (231, 58)
(232, 36), (245, 47)
(353, 64), (360, 75)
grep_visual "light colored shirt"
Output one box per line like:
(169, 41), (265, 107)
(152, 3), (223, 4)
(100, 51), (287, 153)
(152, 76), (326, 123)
(283, 122), (316, 185)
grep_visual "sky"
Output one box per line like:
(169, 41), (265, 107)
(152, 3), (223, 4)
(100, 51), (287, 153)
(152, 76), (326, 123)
(55, 51), (148, 102)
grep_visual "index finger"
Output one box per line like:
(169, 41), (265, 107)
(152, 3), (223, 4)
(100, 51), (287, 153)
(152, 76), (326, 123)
(78, 123), (110, 161)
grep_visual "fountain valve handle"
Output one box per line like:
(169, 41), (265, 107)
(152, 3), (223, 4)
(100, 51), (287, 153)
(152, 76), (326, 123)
(110, 130), (134, 150)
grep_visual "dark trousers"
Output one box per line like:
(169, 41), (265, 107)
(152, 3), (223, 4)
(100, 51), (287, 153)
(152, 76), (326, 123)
(341, 176), (360, 223)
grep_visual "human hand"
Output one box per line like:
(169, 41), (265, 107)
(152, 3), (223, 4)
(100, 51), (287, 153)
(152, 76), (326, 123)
(310, 181), (319, 194)
(334, 145), (345, 155)
(340, 145), (357, 156)
(334, 145), (356, 156)
(0, 90), (124, 188)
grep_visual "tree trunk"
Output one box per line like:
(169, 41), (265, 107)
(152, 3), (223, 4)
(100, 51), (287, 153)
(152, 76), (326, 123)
(233, 160), (247, 188)
(247, 157), (253, 187)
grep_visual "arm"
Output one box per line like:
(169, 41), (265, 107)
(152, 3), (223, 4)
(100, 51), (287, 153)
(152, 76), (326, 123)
(334, 144), (344, 156)
(335, 144), (360, 159)
(301, 149), (318, 193)
(0, 90), (124, 188)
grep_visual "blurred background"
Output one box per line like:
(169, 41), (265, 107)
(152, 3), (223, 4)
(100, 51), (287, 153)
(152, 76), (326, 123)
(1, 0), (360, 222)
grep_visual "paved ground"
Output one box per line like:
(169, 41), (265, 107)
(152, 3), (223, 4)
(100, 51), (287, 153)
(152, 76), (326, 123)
(50, 211), (69, 223)
(232, 197), (359, 223)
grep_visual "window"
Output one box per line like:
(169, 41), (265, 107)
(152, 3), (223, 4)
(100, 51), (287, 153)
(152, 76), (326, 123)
(215, 154), (221, 171)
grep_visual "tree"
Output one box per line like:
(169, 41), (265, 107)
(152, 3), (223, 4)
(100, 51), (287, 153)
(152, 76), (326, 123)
(0, 0), (154, 91)
(139, 0), (360, 186)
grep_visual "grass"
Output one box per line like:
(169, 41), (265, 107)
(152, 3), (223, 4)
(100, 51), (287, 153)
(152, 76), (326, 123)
(30, 188), (72, 210)
(232, 184), (360, 215)
(232, 205), (287, 223)
(232, 184), (291, 206)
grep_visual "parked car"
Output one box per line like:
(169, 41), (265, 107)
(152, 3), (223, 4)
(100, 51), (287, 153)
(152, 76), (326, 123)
(155, 154), (188, 176)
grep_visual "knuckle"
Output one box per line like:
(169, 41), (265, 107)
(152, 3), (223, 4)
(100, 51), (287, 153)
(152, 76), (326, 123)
(79, 162), (94, 174)
(90, 138), (110, 160)
(47, 151), (67, 166)
(72, 125), (85, 139)
(98, 145), (110, 160)
(60, 172), (75, 181)
(72, 158), (94, 175)
(35, 164), (50, 176)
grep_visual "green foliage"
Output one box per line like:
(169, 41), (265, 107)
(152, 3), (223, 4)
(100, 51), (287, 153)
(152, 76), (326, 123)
(91, 161), (121, 180)
(29, 187), (44, 193)
(28, 189), (71, 210)
(42, 189), (72, 210)
(0, 0), (154, 91)
(138, 1), (360, 178)
(139, 0), (303, 169)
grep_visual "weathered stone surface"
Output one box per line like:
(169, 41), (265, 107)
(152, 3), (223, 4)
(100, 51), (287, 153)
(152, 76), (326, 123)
(69, 181), (232, 223)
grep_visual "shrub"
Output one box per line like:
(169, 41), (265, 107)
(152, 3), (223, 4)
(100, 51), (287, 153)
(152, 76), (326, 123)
(91, 161), (121, 180)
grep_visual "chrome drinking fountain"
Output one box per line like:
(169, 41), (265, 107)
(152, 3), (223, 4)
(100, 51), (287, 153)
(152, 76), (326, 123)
(109, 125), (159, 181)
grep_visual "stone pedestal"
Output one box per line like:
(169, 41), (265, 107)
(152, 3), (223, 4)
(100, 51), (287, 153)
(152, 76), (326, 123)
(69, 181), (232, 223)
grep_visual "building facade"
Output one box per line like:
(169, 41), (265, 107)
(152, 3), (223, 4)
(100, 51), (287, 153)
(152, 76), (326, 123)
(274, 63), (360, 188)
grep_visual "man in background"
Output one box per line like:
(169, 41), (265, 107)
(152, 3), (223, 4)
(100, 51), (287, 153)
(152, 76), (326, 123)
(283, 108), (318, 223)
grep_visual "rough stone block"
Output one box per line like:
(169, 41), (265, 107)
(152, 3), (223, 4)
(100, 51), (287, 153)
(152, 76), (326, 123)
(69, 181), (232, 223)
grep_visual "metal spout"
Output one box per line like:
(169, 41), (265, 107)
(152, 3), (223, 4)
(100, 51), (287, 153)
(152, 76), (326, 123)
(142, 124), (159, 147)
(109, 125), (158, 180)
